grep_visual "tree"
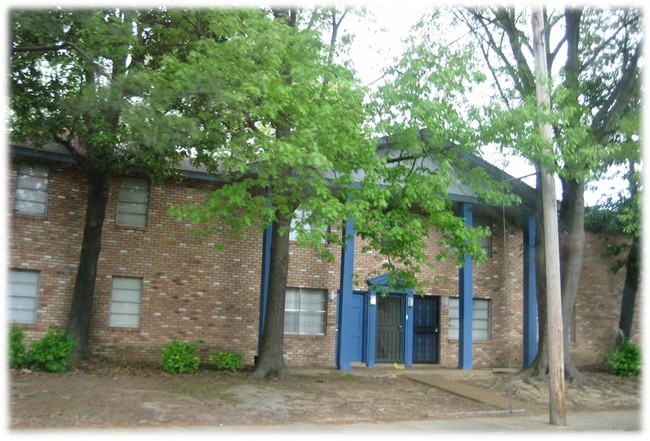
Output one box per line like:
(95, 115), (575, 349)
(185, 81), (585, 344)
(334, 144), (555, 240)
(168, 7), (516, 379)
(448, 6), (642, 383)
(10, 9), (199, 355)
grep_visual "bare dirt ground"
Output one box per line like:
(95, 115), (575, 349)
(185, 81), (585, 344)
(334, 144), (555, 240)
(8, 361), (642, 430)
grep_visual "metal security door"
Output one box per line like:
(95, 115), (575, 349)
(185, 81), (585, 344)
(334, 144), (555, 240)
(376, 295), (403, 363)
(413, 295), (440, 363)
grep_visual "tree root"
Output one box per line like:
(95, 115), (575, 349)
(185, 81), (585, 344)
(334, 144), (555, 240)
(250, 364), (291, 380)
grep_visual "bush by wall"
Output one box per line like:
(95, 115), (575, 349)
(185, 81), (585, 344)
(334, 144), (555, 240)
(604, 338), (641, 377)
(9, 326), (76, 373)
(9, 326), (26, 369)
(209, 351), (245, 373)
(160, 340), (201, 374)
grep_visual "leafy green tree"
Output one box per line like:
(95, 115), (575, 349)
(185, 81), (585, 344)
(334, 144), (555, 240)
(10, 9), (197, 355)
(448, 6), (642, 382)
(168, 7), (516, 379)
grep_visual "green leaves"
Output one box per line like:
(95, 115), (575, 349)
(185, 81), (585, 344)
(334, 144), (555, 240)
(160, 340), (201, 374)
(10, 8), (190, 179)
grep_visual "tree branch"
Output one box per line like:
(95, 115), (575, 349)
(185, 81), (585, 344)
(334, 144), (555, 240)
(579, 14), (641, 74)
(548, 34), (567, 67)
(591, 40), (642, 142)
(492, 6), (536, 96)
(465, 8), (532, 97)
(53, 133), (88, 167)
(12, 41), (110, 79)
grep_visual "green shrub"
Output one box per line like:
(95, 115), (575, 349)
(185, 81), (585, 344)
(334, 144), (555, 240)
(9, 326), (26, 369)
(209, 351), (245, 373)
(604, 338), (641, 377)
(25, 327), (75, 373)
(161, 340), (201, 374)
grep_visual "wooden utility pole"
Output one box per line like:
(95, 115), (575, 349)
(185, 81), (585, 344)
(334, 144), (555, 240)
(531, 7), (567, 426)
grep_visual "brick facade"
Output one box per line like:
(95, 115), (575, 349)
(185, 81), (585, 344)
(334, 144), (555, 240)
(8, 154), (638, 369)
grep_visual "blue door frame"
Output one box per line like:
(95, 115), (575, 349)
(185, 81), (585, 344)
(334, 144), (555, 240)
(366, 274), (414, 367)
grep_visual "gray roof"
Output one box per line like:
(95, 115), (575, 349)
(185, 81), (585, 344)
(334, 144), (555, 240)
(10, 141), (537, 209)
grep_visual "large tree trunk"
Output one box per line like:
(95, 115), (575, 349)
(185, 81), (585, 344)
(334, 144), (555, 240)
(558, 177), (587, 383)
(252, 7), (298, 380)
(618, 159), (639, 342)
(522, 180), (549, 377)
(67, 169), (110, 357)
(251, 213), (292, 379)
(619, 234), (639, 340)
(557, 7), (587, 384)
(520, 175), (588, 384)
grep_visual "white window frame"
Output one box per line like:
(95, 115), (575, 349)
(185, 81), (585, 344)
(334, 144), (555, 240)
(284, 288), (327, 336)
(110, 277), (142, 328)
(289, 208), (328, 242)
(15, 163), (49, 215)
(8, 269), (40, 324)
(474, 217), (492, 258)
(289, 208), (311, 241)
(116, 177), (149, 227)
(448, 297), (490, 341)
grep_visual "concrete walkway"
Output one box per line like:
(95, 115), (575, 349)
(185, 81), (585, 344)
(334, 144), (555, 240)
(257, 409), (642, 432)
(137, 409), (640, 434)
(405, 372), (546, 414)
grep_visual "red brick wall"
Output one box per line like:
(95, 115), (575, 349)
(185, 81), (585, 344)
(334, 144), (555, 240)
(9, 158), (264, 365)
(284, 241), (342, 367)
(8, 156), (637, 370)
(571, 231), (639, 367)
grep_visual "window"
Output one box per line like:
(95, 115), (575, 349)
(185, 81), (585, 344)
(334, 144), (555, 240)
(289, 208), (327, 242)
(8, 269), (40, 324)
(448, 297), (490, 340)
(117, 177), (149, 227)
(290, 208), (311, 241)
(110, 277), (142, 328)
(474, 217), (492, 257)
(284, 288), (326, 335)
(15, 163), (49, 215)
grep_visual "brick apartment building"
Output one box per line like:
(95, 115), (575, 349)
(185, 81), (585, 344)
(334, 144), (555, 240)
(7, 144), (638, 370)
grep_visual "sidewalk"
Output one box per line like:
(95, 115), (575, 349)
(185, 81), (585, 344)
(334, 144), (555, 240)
(166, 409), (641, 433)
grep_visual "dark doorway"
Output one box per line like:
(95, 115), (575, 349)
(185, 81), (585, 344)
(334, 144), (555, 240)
(413, 295), (440, 363)
(376, 295), (404, 363)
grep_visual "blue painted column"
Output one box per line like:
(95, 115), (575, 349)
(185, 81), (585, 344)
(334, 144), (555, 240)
(366, 287), (377, 367)
(523, 212), (538, 367)
(458, 202), (473, 370)
(336, 215), (356, 370)
(257, 223), (273, 355)
(404, 289), (415, 367)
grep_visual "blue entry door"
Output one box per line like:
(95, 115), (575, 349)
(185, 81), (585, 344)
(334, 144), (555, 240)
(347, 291), (366, 362)
(376, 295), (404, 363)
(413, 295), (440, 363)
